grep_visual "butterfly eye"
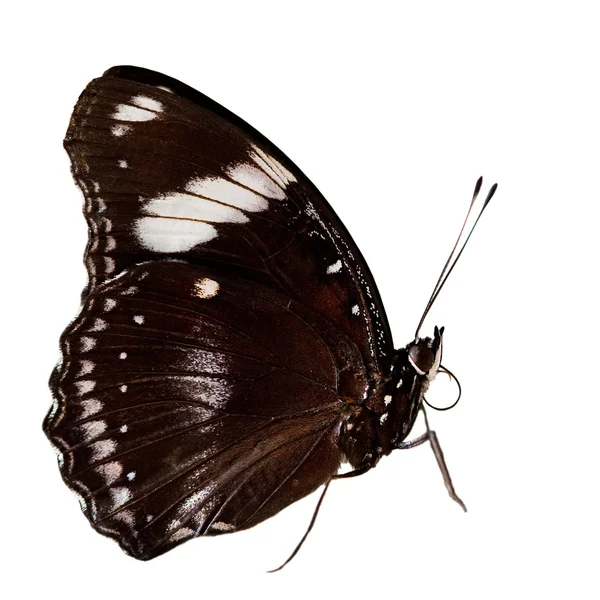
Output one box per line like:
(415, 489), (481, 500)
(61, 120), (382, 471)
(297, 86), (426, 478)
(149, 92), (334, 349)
(408, 343), (436, 375)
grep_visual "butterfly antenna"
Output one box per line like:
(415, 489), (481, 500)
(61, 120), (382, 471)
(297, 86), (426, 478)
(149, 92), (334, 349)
(415, 178), (497, 338)
(268, 479), (332, 573)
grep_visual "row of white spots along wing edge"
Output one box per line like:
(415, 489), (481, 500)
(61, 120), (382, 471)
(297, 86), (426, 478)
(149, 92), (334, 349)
(65, 412), (137, 514)
(52, 363), (237, 534)
(65, 296), (228, 506)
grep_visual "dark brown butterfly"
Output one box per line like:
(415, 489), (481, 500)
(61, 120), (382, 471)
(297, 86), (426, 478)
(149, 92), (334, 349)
(44, 66), (496, 567)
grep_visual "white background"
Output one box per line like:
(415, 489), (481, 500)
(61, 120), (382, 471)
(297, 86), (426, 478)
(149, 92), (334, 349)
(3, 1), (599, 598)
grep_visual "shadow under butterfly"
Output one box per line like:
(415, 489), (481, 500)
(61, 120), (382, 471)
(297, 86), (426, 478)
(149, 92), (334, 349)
(44, 66), (497, 570)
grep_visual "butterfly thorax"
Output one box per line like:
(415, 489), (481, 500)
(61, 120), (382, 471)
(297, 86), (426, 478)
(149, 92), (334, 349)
(338, 331), (443, 470)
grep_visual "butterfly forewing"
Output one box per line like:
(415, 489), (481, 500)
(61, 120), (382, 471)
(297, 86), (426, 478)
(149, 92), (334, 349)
(65, 66), (393, 371)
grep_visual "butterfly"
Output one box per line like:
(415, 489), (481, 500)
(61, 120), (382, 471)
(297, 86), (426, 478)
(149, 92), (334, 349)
(44, 66), (496, 568)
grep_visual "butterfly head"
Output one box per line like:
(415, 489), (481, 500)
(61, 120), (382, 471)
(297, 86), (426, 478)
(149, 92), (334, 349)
(408, 325), (444, 382)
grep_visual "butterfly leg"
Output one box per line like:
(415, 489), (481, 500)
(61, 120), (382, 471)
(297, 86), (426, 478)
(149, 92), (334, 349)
(333, 464), (373, 479)
(268, 463), (375, 572)
(397, 408), (467, 512)
(268, 479), (333, 573)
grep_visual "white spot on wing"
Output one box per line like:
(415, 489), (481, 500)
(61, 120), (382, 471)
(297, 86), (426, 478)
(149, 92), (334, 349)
(78, 360), (95, 376)
(250, 144), (297, 186)
(131, 95), (163, 112)
(89, 318), (107, 332)
(227, 163), (285, 200)
(384, 395), (392, 406)
(133, 171), (274, 253)
(110, 486), (132, 509)
(193, 278), (219, 299)
(114, 509), (135, 526)
(327, 260), (342, 274)
(118, 159), (128, 169)
(79, 420), (107, 441)
(76, 380), (96, 395)
(105, 236), (116, 251)
(111, 124), (131, 137)
(104, 299), (117, 312)
(101, 218), (113, 233)
(126, 471), (136, 481)
(119, 352), (127, 360)
(135, 216), (217, 253)
(133, 315), (144, 325)
(104, 257), (115, 274)
(351, 304), (360, 316)
(81, 337), (96, 351)
(80, 398), (103, 418)
(90, 439), (117, 461)
(120, 425), (128, 433)
(120, 385), (128, 393)
(96, 461), (123, 484)
(211, 521), (236, 532)
(169, 528), (194, 542)
(144, 193), (248, 223)
(186, 177), (268, 212)
(112, 95), (162, 122)
(380, 413), (389, 424)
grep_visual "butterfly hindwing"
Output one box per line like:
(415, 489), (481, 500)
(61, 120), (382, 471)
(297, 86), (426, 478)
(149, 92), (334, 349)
(45, 260), (361, 559)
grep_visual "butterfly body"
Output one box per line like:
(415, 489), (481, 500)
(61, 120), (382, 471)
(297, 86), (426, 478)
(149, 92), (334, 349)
(339, 331), (442, 468)
(46, 66), (476, 561)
